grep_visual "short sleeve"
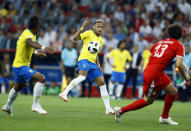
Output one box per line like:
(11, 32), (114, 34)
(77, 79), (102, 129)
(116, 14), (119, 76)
(107, 50), (115, 58)
(176, 42), (184, 58)
(126, 51), (132, 61)
(80, 31), (90, 40)
(25, 30), (33, 39)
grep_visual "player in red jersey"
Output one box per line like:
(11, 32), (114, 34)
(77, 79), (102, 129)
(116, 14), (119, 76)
(114, 24), (190, 125)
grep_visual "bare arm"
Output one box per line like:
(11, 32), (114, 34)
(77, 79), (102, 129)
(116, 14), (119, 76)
(26, 38), (42, 49)
(96, 56), (103, 72)
(176, 56), (190, 81)
(73, 19), (90, 41)
(106, 57), (112, 67)
(27, 38), (54, 54)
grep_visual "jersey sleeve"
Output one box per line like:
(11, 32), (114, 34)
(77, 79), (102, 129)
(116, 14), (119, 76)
(107, 50), (115, 58)
(80, 30), (90, 40)
(176, 42), (184, 58)
(126, 51), (132, 61)
(150, 44), (155, 54)
(24, 30), (33, 39)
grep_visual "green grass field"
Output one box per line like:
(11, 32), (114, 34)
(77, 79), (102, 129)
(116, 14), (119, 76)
(0, 94), (191, 131)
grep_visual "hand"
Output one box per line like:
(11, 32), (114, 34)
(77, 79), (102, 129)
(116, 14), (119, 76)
(185, 75), (190, 82)
(112, 65), (116, 68)
(44, 47), (55, 54)
(98, 65), (103, 73)
(82, 19), (90, 27)
(37, 52), (46, 58)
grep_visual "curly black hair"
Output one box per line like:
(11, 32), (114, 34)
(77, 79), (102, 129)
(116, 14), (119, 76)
(166, 24), (182, 40)
(28, 16), (40, 29)
(117, 40), (126, 48)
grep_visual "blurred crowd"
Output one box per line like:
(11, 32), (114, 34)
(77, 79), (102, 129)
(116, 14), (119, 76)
(0, 0), (191, 101)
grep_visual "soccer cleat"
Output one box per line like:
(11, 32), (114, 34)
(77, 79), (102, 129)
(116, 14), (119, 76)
(106, 107), (115, 115)
(58, 92), (68, 102)
(32, 104), (47, 115)
(114, 106), (122, 123)
(159, 117), (178, 125)
(2, 105), (13, 116)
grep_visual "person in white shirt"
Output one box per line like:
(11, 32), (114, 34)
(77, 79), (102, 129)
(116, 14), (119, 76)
(37, 31), (49, 46)
(103, 46), (113, 88)
(44, 26), (57, 46)
(114, 5), (125, 22)
(103, 32), (119, 52)
(152, 21), (162, 38)
(178, 0), (191, 15)
(156, 0), (168, 12)
(136, 33), (149, 53)
(139, 21), (152, 36)
(145, 0), (155, 13)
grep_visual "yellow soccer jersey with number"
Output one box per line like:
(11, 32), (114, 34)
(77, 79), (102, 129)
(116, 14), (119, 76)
(13, 29), (36, 67)
(108, 49), (132, 72)
(142, 49), (150, 69)
(78, 30), (104, 63)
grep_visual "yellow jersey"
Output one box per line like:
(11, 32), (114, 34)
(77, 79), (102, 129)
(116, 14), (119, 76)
(142, 49), (150, 69)
(108, 49), (132, 72)
(13, 29), (36, 67)
(78, 30), (104, 63)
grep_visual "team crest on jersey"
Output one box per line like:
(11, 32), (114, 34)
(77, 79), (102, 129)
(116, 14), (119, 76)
(29, 69), (33, 73)
(83, 64), (86, 68)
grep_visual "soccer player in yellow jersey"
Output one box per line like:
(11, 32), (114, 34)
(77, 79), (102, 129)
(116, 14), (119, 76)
(2, 16), (54, 115)
(107, 41), (132, 100)
(59, 19), (114, 114)
(137, 45), (151, 98)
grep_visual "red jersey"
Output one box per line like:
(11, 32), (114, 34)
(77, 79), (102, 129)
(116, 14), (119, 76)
(146, 38), (184, 72)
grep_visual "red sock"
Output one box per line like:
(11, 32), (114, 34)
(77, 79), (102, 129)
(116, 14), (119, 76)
(120, 99), (147, 114)
(161, 94), (176, 118)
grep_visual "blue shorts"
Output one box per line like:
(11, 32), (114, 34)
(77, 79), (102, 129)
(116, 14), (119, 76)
(111, 71), (126, 83)
(13, 66), (37, 83)
(77, 59), (103, 82)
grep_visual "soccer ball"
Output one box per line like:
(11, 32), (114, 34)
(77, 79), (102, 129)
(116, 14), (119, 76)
(87, 41), (100, 54)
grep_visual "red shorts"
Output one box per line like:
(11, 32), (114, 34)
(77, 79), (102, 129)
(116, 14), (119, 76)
(143, 70), (171, 97)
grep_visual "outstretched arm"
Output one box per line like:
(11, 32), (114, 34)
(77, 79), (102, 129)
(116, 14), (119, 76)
(176, 56), (190, 81)
(73, 19), (90, 41)
(26, 38), (54, 54)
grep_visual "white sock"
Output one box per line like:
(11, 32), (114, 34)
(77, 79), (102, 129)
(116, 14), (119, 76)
(7, 88), (19, 107)
(33, 82), (44, 106)
(116, 84), (123, 98)
(108, 81), (114, 96)
(1, 84), (6, 94)
(100, 85), (111, 111)
(63, 75), (86, 94)
(138, 86), (143, 98)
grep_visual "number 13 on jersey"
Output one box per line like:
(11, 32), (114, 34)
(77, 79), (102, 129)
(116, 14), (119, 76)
(154, 44), (168, 58)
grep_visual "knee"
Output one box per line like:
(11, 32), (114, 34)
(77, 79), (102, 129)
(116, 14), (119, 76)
(144, 96), (154, 105)
(38, 74), (45, 83)
(98, 80), (105, 87)
(170, 88), (178, 95)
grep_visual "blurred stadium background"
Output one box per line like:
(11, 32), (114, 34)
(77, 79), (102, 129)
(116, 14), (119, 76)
(0, 0), (191, 101)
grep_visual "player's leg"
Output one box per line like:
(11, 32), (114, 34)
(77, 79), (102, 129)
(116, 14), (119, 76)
(108, 72), (116, 98)
(2, 83), (24, 115)
(59, 70), (87, 102)
(115, 72), (126, 100)
(159, 81), (178, 125)
(114, 72), (158, 122)
(31, 72), (48, 114)
(94, 75), (114, 114)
